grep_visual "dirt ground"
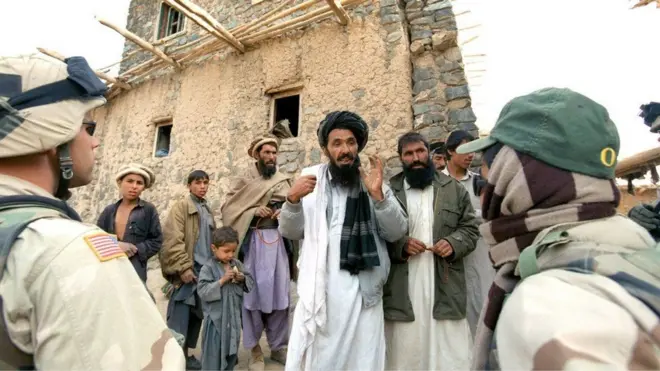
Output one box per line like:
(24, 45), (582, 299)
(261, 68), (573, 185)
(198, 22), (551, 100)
(146, 266), (296, 370)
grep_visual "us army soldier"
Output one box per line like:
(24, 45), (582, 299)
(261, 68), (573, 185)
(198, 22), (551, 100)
(0, 54), (185, 369)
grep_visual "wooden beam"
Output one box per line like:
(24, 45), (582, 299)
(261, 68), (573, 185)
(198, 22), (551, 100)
(616, 147), (660, 178)
(632, 0), (656, 8)
(236, 0), (323, 38)
(265, 81), (304, 95)
(460, 35), (479, 46)
(325, 0), (350, 25)
(242, 0), (363, 43)
(37, 47), (132, 90)
(97, 17), (182, 69)
(172, 0), (245, 53)
(234, 0), (295, 37)
(459, 24), (481, 32)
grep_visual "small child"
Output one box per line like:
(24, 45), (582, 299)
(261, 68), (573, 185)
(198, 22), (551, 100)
(198, 226), (254, 371)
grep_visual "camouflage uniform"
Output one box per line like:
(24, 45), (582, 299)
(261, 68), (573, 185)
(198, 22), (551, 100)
(457, 88), (660, 370)
(0, 54), (185, 369)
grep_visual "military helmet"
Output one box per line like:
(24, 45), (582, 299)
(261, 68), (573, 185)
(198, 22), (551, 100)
(0, 54), (107, 158)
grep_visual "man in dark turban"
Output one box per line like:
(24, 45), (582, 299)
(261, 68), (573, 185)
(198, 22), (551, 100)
(278, 111), (408, 370)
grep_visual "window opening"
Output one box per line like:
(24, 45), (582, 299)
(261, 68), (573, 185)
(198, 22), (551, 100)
(154, 123), (173, 157)
(157, 3), (185, 40)
(273, 95), (300, 137)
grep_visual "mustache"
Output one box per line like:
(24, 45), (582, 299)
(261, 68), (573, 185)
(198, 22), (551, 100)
(410, 161), (426, 167)
(338, 153), (355, 162)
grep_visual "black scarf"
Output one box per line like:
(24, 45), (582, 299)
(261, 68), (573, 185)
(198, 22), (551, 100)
(318, 110), (379, 275)
(338, 179), (380, 275)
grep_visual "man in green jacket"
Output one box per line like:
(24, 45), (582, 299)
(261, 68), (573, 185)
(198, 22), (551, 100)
(383, 131), (480, 370)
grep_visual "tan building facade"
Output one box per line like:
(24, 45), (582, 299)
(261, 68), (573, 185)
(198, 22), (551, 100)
(70, 0), (478, 222)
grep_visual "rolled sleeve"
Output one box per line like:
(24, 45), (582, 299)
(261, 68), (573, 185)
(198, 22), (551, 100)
(278, 200), (305, 241)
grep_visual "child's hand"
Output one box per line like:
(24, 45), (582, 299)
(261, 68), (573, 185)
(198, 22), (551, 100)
(235, 272), (245, 282)
(220, 269), (236, 285)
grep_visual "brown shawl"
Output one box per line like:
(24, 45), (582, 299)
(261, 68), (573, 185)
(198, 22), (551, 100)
(221, 164), (291, 246)
(473, 145), (620, 369)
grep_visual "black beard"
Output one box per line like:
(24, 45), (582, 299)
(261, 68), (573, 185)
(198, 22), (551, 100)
(329, 154), (361, 187)
(257, 159), (277, 179)
(403, 159), (435, 189)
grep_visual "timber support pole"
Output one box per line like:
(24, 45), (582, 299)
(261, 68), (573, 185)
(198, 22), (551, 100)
(37, 47), (132, 90)
(325, 0), (351, 25)
(97, 17), (182, 69)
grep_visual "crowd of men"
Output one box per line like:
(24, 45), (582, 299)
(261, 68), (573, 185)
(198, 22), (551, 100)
(0, 53), (659, 371)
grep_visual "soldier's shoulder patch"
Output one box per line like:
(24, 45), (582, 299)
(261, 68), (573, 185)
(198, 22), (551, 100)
(83, 232), (125, 262)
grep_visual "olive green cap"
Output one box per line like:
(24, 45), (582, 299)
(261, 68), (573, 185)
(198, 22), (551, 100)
(457, 87), (620, 179)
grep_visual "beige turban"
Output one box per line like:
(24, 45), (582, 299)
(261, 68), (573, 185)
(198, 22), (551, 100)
(115, 163), (156, 189)
(247, 134), (280, 159)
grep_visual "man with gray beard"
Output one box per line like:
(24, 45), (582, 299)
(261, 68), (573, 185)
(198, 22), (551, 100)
(221, 134), (295, 370)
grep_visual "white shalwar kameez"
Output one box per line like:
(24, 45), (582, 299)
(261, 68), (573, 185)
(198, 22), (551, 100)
(385, 181), (472, 371)
(299, 183), (386, 369)
(280, 166), (407, 371)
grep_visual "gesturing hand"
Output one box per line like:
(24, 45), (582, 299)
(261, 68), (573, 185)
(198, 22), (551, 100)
(404, 237), (426, 257)
(287, 175), (317, 204)
(432, 239), (454, 258)
(255, 206), (273, 218)
(360, 155), (384, 201)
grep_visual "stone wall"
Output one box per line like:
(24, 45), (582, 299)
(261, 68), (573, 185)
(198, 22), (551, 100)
(403, 0), (477, 141)
(71, 12), (413, 223)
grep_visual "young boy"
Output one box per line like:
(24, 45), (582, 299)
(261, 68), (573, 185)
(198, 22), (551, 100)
(198, 227), (254, 371)
(160, 170), (216, 370)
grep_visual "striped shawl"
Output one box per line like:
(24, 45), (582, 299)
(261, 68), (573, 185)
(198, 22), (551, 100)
(473, 145), (620, 369)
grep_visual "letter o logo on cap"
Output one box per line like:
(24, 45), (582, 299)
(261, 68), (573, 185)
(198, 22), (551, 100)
(600, 147), (616, 167)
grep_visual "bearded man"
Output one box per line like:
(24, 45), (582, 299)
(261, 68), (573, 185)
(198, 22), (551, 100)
(383, 131), (479, 370)
(221, 134), (294, 370)
(279, 111), (407, 371)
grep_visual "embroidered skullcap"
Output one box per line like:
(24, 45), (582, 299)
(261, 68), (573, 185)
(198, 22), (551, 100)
(317, 111), (369, 152)
(116, 163), (156, 189)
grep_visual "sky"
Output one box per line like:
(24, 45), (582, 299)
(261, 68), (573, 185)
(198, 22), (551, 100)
(2, 0), (659, 159)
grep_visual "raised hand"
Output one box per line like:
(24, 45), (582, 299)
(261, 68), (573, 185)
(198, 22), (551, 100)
(360, 154), (384, 201)
(287, 175), (317, 204)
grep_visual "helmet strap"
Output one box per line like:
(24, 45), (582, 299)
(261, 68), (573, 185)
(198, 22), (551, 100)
(54, 143), (73, 200)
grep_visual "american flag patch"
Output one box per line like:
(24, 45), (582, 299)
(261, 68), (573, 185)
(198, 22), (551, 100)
(83, 233), (125, 262)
